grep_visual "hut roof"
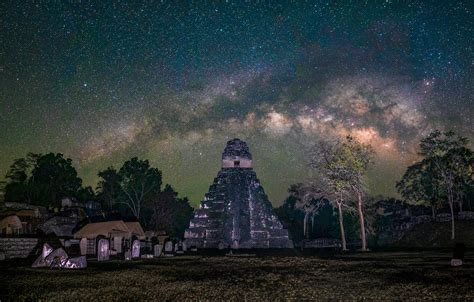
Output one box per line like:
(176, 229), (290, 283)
(124, 222), (145, 237)
(74, 220), (131, 239)
(16, 209), (37, 218)
(0, 215), (23, 230)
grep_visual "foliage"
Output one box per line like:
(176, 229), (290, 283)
(2, 153), (83, 208)
(97, 160), (191, 231)
(2, 153), (40, 203)
(96, 167), (122, 210)
(95, 157), (195, 232)
(311, 136), (374, 192)
(117, 157), (162, 220)
(309, 135), (374, 250)
(288, 183), (325, 214)
(75, 186), (96, 203)
(2, 152), (192, 233)
(397, 130), (473, 239)
(418, 131), (473, 200)
(311, 201), (341, 239)
(287, 182), (328, 239)
(396, 161), (442, 215)
(274, 194), (305, 243)
(150, 184), (194, 238)
(31, 153), (83, 207)
(275, 187), (360, 243)
(0, 183), (4, 205)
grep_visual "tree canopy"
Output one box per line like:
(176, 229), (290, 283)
(117, 157), (162, 220)
(309, 135), (374, 250)
(96, 167), (122, 210)
(2, 153), (83, 207)
(150, 184), (194, 238)
(397, 130), (473, 239)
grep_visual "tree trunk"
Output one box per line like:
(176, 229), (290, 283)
(52, 191), (57, 208)
(431, 206), (436, 221)
(337, 201), (347, 251)
(448, 198), (455, 240)
(458, 201), (463, 213)
(303, 212), (309, 239)
(356, 191), (367, 251)
(311, 215), (315, 237)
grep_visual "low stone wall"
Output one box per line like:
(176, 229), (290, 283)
(0, 238), (38, 260)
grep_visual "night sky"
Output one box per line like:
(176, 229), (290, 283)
(1, 1), (473, 206)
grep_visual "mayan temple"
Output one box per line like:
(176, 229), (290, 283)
(184, 138), (293, 249)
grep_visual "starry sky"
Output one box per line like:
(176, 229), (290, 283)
(1, 1), (473, 206)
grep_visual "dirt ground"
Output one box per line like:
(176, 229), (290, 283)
(1, 251), (473, 301)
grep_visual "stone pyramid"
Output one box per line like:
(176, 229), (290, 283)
(184, 138), (293, 249)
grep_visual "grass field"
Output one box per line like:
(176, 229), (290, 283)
(1, 251), (473, 301)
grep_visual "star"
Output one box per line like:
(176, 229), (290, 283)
(0, 1), (471, 205)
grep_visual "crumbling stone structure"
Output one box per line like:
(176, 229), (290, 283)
(185, 138), (293, 249)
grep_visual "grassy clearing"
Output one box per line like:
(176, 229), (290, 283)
(1, 251), (473, 301)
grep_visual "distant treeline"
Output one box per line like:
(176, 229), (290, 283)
(0, 154), (193, 238)
(275, 130), (473, 246)
(1, 130), (472, 243)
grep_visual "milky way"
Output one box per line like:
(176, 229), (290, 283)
(1, 1), (472, 206)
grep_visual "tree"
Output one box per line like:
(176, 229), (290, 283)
(310, 137), (357, 251)
(30, 153), (83, 207)
(399, 130), (473, 240)
(96, 167), (122, 210)
(288, 183), (326, 239)
(274, 193), (305, 243)
(276, 183), (359, 246)
(117, 157), (162, 220)
(396, 161), (442, 219)
(3, 153), (41, 203)
(310, 136), (374, 251)
(0, 182), (5, 205)
(76, 186), (96, 203)
(150, 184), (193, 238)
(341, 136), (374, 251)
(330, 187), (351, 251)
(2, 153), (109, 208)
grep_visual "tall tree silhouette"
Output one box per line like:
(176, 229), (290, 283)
(30, 153), (82, 207)
(117, 157), (162, 219)
(96, 167), (122, 210)
(150, 184), (193, 238)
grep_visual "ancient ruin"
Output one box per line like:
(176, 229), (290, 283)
(185, 138), (293, 249)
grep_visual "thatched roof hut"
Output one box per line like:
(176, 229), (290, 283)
(0, 215), (23, 235)
(74, 220), (145, 240)
(124, 222), (146, 238)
